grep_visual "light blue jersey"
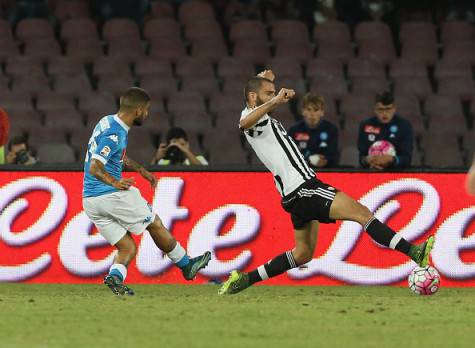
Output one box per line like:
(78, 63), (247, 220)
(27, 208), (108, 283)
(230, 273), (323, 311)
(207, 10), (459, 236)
(83, 114), (129, 198)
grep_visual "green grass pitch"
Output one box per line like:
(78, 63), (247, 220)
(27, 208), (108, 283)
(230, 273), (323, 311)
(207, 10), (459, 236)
(0, 284), (474, 348)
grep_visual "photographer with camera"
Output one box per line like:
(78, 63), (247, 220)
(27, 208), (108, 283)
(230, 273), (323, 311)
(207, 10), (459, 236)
(6, 135), (37, 165)
(151, 127), (208, 166)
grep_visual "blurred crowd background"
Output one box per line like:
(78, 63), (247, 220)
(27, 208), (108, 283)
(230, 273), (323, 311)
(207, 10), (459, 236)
(0, 0), (474, 169)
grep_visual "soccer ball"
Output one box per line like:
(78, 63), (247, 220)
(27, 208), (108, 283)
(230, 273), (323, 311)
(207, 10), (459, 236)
(368, 140), (396, 156)
(408, 266), (441, 295)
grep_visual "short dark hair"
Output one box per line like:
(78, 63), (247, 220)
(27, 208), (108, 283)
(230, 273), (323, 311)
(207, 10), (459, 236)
(244, 76), (274, 101)
(119, 87), (151, 111)
(8, 135), (28, 151)
(376, 91), (394, 106)
(166, 127), (188, 143)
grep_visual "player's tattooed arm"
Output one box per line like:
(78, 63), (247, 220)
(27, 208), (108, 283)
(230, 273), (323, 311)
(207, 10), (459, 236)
(124, 155), (157, 188)
(240, 88), (296, 129)
(90, 159), (135, 190)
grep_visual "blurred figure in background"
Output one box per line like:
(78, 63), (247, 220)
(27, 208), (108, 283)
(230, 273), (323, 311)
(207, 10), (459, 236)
(151, 127), (208, 165)
(0, 107), (10, 164)
(288, 93), (339, 168)
(5, 135), (37, 165)
(357, 92), (413, 170)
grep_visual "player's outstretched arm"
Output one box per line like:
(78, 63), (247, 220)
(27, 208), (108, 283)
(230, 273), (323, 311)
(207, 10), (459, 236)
(240, 88), (295, 129)
(124, 155), (157, 188)
(90, 159), (135, 190)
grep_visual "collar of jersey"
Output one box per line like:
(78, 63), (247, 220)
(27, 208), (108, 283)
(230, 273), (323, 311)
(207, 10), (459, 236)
(114, 115), (130, 132)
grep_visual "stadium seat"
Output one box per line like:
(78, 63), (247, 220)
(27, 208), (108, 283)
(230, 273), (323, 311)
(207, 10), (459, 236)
(233, 40), (271, 66)
(176, 57), (214, 78)
(53, 72), (93, 97)
(23, 39), (62, 61)
(230, 20), (267, 43)
(275, 76), (307, 97)
(340, 94), (375, 127)
(44, 109), (85, 130)
(393, 77), (432, 100)
(78, 92), (117, 122)
(218, 57), (255, 79)
(69, 128), (91, 159)
(0, 18), (13, 38)
(37, 92), (76, 112)
(173, 111), (212, 133)
(107, 38), (145, 63)
(399, 21), (437, 46)
(313, 20), (351, 45)
(354, 21), (392, 44)
(168, 92), (207, 115)
(338, 129), (358, 148)
(358, 41), (396, 65)
(190, 38), (229, 63)
(16, 18), (54, 41)
(205, 134), (249, 165)
(348, 58), (385, 79)
(11, 74), (51, 97)
(401, 41), (438, 65)
(393, 95), (424, 132)
(66, 39), (104, 63)
(339, 146), (360, 167)
(316, 41), (353, 63)
(55, 0), (90, 21)
(441, 20), (475, 43)
(390, 60), (428, 79)
(28, 127), (68, 146)
(7, 110), (42, 130)
(150, 1), (175, 18)
(181, 76), (219, 98)
(5, 56), (45, 77)
(125, 129), (156, 164)
(0, 92), (34, 112)
(306, 58), (344, 80)
(438, 78), (475, 100)
(97, 74), (137, 98)
(140, 75), (178, 99)
(144, 18), (181, 41)
(267, 58), (302, 78)
(47, 56), (85, 76)
(103, 18), (141, 42)
(93, 56), (131, 77)
(309, 76), (348, 99)
(434, 61), (472, 79)
(134, 57), (173, 78)
(351, 78), (389, 96)
(271, 20), (309, 43)
(443, 41), (475, 65)
(421, 134), (464, 168)
(184, 20), (223, 42)
(274, 40), (313, 64)
(0, 38), (20, 62)
(61, 18), (99, 42)
(425, 95), (466, 131)
(37, 143), (76, 163)
(149, 38), (186, 62)
(178, 0), (215, 24)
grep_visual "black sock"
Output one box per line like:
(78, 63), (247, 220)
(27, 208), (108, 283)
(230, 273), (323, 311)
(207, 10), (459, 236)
(248, 251), (297, 285)
(364, 217), (413, 255)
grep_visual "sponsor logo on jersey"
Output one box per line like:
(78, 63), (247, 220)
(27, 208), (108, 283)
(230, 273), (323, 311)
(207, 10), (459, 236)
(294, 132), (310, 141)
(364, 125), (381, 134)
(100, 146), (111, 157)
(108, 134), (119, 143)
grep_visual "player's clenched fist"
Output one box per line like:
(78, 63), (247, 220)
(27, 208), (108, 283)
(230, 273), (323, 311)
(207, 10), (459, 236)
(113, 177), (136, 190)
(274, 88), (295, 104)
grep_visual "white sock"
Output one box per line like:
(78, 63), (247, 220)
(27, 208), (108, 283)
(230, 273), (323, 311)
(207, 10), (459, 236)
(109, 263), (127, 281)
(167, 242), (189, 268)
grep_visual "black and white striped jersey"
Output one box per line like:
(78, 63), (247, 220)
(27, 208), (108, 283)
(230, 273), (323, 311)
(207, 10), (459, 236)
(241, 107), (315, 197)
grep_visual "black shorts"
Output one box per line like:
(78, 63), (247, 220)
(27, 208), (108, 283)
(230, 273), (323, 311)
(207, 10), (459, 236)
(281, 178), (339, 229)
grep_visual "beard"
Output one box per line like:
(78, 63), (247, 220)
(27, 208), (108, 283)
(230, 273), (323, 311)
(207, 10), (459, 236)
(133, 115), (144, 126)
(255, 96), (265, 107)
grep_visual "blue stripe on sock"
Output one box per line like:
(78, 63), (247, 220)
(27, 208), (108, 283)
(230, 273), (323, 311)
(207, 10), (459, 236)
(176, 255), (190, 269)
(109, 269), (124, 281)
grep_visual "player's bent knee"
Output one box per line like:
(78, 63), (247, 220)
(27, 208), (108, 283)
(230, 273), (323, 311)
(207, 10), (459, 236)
(356, 205), (373, 226)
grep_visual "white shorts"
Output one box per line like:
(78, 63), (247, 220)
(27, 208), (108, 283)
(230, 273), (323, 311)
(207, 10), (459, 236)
(83, 186), (155, 245)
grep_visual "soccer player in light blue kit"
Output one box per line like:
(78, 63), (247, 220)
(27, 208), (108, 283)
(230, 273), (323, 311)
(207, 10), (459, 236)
(82, 87), (211, 295)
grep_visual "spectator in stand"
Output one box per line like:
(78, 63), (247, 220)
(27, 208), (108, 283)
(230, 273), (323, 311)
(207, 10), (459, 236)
(5, 135), (37, 165)
(151, 127), (208, 166)
(0, 107), (10, 164)
(288, 93), (339, 168)
(357, 92), (413, 170)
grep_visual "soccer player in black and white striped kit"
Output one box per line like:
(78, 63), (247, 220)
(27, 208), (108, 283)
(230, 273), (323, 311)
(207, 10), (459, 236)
(218, 70), (435, 295)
